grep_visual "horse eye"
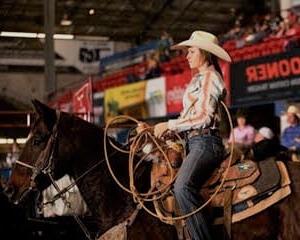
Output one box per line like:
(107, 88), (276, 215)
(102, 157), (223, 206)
(32, 137), (42, 146)
(32, 134), (47, 146)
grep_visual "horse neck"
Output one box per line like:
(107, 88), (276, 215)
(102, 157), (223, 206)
(66, 127), (135, 232)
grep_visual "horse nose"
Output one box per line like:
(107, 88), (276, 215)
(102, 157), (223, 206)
(3, 185), (15, 199)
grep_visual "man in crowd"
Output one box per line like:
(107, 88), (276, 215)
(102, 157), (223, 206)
(252, 127), (287, 161)
(281, 105), (300, 151)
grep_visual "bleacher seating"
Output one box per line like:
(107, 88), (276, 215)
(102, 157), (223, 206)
(225, 34), (300, 62)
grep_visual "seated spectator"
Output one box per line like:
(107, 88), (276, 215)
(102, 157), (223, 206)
(286, 8), (300, 33)
(251, 127), (287, 161)
(145, 52), (161, 79)
(281, 105), (300, 151)
(158, 31), (173, 62)
(228, 110), (255, 151)
(267, 14), (284, 38)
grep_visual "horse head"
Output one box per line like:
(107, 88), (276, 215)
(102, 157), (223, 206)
(5, 99), (69, 204)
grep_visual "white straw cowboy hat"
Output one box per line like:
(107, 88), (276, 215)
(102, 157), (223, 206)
(287, 105), (300, 117)
(171, 30), (232, 62)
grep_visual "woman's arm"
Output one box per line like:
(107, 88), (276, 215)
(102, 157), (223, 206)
(168, 71), (224, 132)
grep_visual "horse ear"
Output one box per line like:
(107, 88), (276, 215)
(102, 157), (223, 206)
(31, 99), (57, 130)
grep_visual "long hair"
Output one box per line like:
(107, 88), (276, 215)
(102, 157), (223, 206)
(202, 50), (223, 78)
(190, 49), (224, 79)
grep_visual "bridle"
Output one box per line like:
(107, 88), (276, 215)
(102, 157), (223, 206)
(13, 110), (115, 240)
(15, 110), (61, 192)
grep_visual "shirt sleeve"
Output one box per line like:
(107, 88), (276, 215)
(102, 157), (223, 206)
(281, 128), (293, 148)
(168, 71), (225, 132)
(245, 126), (255, 145)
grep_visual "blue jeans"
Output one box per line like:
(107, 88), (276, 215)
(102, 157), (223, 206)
(173, 135), (224, 240)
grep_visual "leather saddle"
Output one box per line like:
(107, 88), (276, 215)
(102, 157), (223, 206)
(151, 148), (290, 217)
(200, 157), (281, 208)
(150, 146), (291, 239)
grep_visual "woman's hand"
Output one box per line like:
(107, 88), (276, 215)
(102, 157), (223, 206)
(154, 122), (168, 138)
(136, 122), (149, 134)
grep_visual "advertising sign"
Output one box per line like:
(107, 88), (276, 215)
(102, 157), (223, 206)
(104, 81), (147, 122)
(145, 77), (166, 117)
(166, 71), (191, 114)
(231, 49), (300, 106)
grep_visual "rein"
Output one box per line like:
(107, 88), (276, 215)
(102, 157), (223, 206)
(15, 160), (35, 170)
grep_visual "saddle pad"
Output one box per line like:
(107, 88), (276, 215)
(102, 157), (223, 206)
(214, 184), (291, 225)
(252, 157), (281, 194)
(207, 159), (286, 207)
(213, 160), (291, 224)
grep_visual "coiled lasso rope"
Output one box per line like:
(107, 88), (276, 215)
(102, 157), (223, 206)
(104, 100), (235, 222)
(104, 116), (181, 201)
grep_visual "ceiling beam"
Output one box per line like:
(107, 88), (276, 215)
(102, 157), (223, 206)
(137, 0), (175, 43)
(166, 0), (197, 31)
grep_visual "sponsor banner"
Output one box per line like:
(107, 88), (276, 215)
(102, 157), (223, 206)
(166, 71), (191, 114)
(72, 79), (93, 122)
(145, 77), (167, 117)
(231, 49), (300, 106)
(55, 39), (114, 74)
(48, 91), (73, 112)
(58, 102), (72, 113)
(104, 81), (147, 122)
(0, 39), (114, 74)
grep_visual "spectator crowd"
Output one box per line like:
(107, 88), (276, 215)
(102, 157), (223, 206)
(220, 8), (300, 50)
(228, 104), (300, 162)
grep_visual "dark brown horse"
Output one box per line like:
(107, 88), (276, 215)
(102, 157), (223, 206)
(5, 100), (300, 239)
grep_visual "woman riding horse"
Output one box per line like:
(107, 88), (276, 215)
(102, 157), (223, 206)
(154, 30), (231, 240)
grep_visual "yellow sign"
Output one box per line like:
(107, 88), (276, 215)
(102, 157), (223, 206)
(104, 81), (147, 122)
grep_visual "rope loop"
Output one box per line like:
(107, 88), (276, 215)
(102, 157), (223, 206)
(104, 101), (235, 222)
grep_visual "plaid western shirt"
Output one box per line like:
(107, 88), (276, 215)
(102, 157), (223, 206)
(168, 64), (225, 132)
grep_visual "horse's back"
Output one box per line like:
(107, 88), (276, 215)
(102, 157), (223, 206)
(277, 161), (300, 239)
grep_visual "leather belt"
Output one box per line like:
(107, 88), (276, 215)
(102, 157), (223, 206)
(185, 128), (219, 139)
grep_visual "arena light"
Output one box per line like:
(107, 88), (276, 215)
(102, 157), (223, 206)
(37, 33), (46, 38)
(0, 31), (74, 40)
(60, 19), (73, 26)
(0, 31), (37, 38)
(53, 34), (74, 40)
(89, 9), (95, 15)
(16, 138), (28, 144)
(0, 138), (28, 144)
(37, 33), (74, 39)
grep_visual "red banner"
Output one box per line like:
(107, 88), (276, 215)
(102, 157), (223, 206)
(220, 61), (231, 105)
(48, 91), (73, 112)
(166, 70), (191, 114)
(72, 79), (93, 122)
